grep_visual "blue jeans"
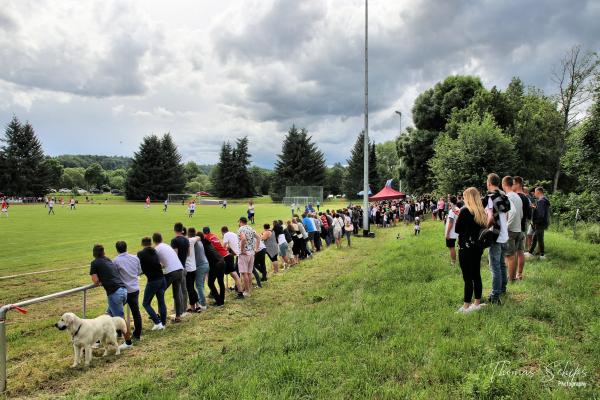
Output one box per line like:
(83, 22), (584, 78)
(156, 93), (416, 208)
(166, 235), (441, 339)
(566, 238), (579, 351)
(143, 277), (167, 325)
(106, 287), (127, 317)
(195, 262), (209, 307)
(488, 242), (508, 298)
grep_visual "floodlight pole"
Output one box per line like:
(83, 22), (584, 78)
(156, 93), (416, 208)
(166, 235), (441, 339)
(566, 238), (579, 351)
(395, 110), (402, 193)
(362, 0), (370, 236)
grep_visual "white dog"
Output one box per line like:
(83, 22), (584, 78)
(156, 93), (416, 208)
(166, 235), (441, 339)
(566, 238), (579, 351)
(55, 312), (128, 367)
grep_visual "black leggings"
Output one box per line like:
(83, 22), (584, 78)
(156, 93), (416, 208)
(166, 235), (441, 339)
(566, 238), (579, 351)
(254, 249), (267, 279)
(458, 247), (483, 303)
(208, 261), (226, 306)
(185, 270), (199, 307)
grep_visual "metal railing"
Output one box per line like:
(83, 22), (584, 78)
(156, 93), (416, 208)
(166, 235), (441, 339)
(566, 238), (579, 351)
(0, 283), (97, 393)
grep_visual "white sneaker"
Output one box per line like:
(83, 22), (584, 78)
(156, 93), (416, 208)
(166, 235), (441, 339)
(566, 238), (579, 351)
(524, 252), (533, 258)
(456, 306), (471, 314)
(118, 342), (133, 351)
(198, 305), (207, 311)
(92, 341), (101, 349)
(468, 303), (482, 311)
(151, 323), (165, 331)
(243, 291), (251, 297)
(180, 312), (189, 318)
(539, 255), (546, 260)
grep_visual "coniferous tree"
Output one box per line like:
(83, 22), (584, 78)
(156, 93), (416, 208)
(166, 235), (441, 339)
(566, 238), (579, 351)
(212, 142), (234, 197)
(231, 137), (254, 197)
(126, 134), (180, 200)
(0, 117), (50, 196)
(343, 132), (378, 199)
(159, 133), (186, 196)
(271, 125), (326, 201)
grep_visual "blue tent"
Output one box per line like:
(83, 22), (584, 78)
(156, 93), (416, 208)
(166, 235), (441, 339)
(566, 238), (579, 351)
(357, 189), (373, 196)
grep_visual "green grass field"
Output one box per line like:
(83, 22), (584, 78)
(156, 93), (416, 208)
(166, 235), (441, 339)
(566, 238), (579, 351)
(0, 202), (598, 399)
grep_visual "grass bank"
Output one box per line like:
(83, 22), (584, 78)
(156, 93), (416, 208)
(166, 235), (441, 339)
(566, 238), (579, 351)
(2, 219), (596, 399)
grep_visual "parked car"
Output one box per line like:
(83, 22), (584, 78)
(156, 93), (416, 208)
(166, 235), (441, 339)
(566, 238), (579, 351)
(110, 189), (122, 195)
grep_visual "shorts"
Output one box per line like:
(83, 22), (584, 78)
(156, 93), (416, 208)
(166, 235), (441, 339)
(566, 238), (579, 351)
(189, 209), (195, 214)
(224, 254), (236, 274)
(308, 232), (315, 241)
(278, 242), (288, 257)
(267, 252), (278, 262)
(505, 231), (525, 256)
(237, 253), (255, 274)
(445, 238), (456, 248)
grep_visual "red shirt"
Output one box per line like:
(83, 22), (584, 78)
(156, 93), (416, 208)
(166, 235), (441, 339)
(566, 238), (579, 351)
(320, 215), (329, 229)
(204, 233), (228, 257)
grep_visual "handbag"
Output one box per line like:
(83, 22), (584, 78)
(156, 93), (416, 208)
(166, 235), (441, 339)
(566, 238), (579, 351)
(477, 227), (495, 249)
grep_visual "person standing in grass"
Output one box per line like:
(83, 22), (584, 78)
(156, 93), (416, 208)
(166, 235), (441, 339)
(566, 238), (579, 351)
(513, 177), (530, 279)
(90, 244), (133, 349)
(189, 228), (209, 311)
(145, 196), (150, 209)
(163, 199), (168, 212)
(262, 223), (280, 274)
(247, 201), (255, 224)
(331, 212), (344, 249)
(69, 197), (76, 210)
(197, 232), (226, 306)
(48, 198), (55, 215)
(445, 196), (460, 266)
(153, 232), (184, 323)
(502, 176), (523, 283)
(302, 213), (317, 253)
(526, 187), (550, 260)
(137, 236), (167, 330)
(171, 223), (190, 314)
(184, 228), (201, 312)
(1, 198), (8, 217)
(113, 241), (143, 341)
(237, 217), (260, 297)
(343, 210), (353, 247)
(221, 226), (245, 299)
(454, 187), (488, 313)
(485, 173), (511, 305)
(253, 239), (267, 286)
(188, 200), (196, 218)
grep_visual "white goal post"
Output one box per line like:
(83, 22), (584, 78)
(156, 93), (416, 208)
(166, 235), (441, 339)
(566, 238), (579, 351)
(282, 186), (323, 206)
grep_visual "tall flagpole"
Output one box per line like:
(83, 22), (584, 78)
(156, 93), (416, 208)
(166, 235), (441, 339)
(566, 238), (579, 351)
(362, 0), (370, 236)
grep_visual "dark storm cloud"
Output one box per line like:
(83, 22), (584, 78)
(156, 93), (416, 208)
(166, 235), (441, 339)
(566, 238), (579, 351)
(214, 0), (600, 125)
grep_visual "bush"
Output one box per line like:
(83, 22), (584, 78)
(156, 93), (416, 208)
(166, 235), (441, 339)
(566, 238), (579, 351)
(581, 223), (600, 244)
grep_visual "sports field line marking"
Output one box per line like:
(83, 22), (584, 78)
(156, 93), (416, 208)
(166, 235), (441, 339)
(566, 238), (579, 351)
(0, 265), (88, 280)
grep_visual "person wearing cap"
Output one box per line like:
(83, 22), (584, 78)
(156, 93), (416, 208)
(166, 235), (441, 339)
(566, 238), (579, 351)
(237, 217), (261, 297)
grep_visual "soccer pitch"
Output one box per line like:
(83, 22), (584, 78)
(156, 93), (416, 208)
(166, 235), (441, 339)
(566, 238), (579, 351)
(0, 200), (295, 303)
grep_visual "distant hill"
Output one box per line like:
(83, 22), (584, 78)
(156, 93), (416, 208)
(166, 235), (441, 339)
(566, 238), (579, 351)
(55, 155), (133, 170)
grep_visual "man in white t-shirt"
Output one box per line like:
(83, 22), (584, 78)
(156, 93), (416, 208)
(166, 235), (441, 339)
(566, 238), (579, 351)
(444, 196), (460, 266)
(485, 173), (510, 305)
(221, 226), (244, 298)
(502, 176), (523, 283)
(152, 232), (184, 322)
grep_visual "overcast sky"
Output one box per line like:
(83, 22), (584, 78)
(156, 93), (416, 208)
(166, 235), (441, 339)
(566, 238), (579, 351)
(1, 0), (598, 168)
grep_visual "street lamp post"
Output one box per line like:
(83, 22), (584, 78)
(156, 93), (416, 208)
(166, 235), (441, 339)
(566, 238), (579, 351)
(362, 0), (370, 236)
(395, 110), (403, 193)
